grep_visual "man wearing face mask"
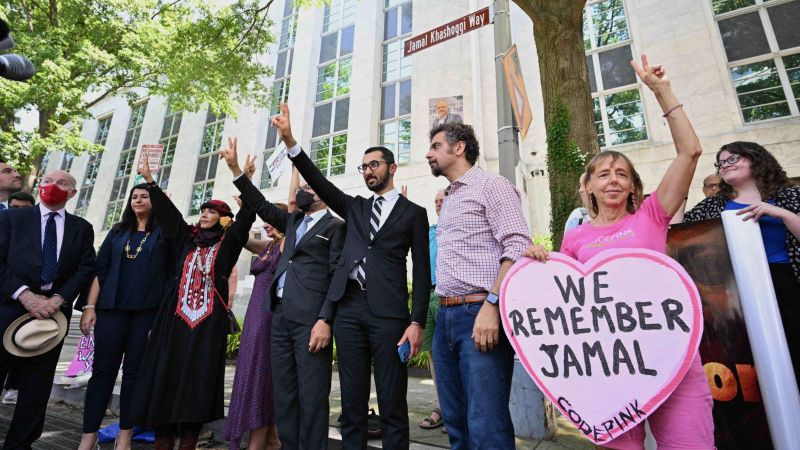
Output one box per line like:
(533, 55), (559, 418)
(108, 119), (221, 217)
(221, 138), (345, 450)
(0, 170), (96, 449)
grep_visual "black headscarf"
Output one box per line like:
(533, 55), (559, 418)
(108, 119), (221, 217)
(191, 223), (224, 248)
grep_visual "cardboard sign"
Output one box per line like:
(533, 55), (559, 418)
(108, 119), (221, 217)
(64, 335), (95, 377)
(138, 144), (164, 172)
(265, 143), (290, 182)
(500, 249), (703, 445)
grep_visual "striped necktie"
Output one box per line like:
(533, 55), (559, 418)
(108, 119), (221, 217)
(356, 196), (384, 289)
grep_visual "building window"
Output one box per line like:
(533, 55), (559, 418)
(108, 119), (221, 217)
(190, 109), (225, 216)
(262, 0), (299, 188)
(33, 152), (52, 196)
(322, 0), (356, 34)
(75, 115), (113, 217)
(60, 153), (75, 172)
(312, 9), (353, 177)
(158, 102), (183, 190)
(583, 0), (648, 147)
(104, 103), (147, 230)
(311, 134), (348, 177)
(380, 0), (412, 163)
(711, 0), (800, 123)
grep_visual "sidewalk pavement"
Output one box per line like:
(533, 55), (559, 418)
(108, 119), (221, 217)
(6, 326), (593, 449)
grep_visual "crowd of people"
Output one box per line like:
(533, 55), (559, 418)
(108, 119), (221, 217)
(0, 54), (798, 450)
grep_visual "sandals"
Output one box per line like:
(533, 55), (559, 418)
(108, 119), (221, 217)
(419, 408), (444, 429)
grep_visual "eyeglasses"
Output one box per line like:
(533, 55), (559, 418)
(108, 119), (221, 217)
(714, 154), (741, 170)
(703, 183), (720, 190)
(294, 185), (312, 194)
(357, 160), (389, 174)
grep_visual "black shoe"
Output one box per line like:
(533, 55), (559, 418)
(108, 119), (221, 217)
(367, 408), (382, 439)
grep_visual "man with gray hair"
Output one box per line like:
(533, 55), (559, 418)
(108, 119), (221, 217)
(0, 169), (95, 449)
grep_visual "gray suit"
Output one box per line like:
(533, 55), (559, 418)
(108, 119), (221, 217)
(431, 112), (463, 129)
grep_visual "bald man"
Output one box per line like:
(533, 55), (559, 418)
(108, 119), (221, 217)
(0, 169), (96, 449)
(431, 100), (463, 129)
(702, 174), (721, 198)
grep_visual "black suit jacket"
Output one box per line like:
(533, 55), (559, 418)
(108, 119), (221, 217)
(0, 205), (96, 309)
(290, 150), (431, 324)
(234, 175), (346, 326)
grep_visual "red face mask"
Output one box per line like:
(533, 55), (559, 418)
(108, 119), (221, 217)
(39, 183), (70, 205)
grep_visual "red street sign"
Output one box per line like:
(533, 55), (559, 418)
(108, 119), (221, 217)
(403, 7), (491, 57)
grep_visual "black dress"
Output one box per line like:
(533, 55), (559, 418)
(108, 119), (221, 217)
(130, 184), (255, 427)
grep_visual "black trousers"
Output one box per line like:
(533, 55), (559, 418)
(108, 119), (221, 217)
(0, 302), (70, 450)
(82, 309), (156, 432)
(270, 303), (332, 450)
(770, 263), (800, 386)
(334, 282), (409, 450)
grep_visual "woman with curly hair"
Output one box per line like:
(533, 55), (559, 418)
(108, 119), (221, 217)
(684, 141), (800, 383)
(129, 157), (256, 450)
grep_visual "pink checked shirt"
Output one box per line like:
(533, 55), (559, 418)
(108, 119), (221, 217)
(435, 166), (531, 297)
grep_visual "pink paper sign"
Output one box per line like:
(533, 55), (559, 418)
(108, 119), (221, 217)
(64, 335), (95, 377)
(500, 249), (702, 445)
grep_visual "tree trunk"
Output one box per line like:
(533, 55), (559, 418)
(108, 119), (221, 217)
(515, 0), (598, 248)
(21, 109), (52, 193)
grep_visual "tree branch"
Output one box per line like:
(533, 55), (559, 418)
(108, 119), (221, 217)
(151, 0), (183, 20)
(48, 0), (58, 26)
(233, 0), (273, 53)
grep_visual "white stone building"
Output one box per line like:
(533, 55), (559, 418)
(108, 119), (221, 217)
(42, 0), (800, 311)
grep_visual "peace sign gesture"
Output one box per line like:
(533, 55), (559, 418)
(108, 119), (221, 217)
(219, 137), (244, 178)
(138, 152), (154, 183)
(270, 103), (297, 149)
(630, 54), (669, 94)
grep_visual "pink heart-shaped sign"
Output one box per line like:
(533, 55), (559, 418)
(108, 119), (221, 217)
(500, 248), (702, 445)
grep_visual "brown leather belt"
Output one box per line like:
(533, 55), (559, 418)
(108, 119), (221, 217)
(439, 292), (488, 307)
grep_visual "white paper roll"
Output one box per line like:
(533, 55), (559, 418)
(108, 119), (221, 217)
(722, 210), (800, 450)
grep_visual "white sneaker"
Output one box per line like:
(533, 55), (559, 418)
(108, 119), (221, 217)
(2, 389), (17, 405)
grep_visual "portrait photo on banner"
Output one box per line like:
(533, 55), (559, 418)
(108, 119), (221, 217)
(428, 95), (464, 130)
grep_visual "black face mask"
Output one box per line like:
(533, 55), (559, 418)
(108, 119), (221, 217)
(295, 190), (316, 212)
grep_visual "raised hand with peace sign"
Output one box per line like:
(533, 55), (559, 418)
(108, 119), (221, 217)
(219, 137), (244, 178)
(630, 54), (670, 95)
(270, 103), (297, 148)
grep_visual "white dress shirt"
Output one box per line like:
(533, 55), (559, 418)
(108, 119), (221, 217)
(349, 188), (400, 280)
(13, 204), (66, 299)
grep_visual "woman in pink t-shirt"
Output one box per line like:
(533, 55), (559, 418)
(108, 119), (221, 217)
(526, 55), (714, 450)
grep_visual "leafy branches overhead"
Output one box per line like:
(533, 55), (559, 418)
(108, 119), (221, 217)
(0, 0), (276, 182)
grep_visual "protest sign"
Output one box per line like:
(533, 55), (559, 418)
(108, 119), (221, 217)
(265, 143), (289, 182)
(138, 144), (163, 172)
(64, 334), (94, 377)
(667, 219), (771, 448)
(500, 249), (703, 445)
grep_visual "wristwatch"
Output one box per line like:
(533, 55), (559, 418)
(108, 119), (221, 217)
(318, 316), (332, 325)
(485, 292), (500, 305)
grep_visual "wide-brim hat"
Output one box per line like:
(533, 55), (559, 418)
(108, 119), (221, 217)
(3, 310), (68, 358)
(200, 199), (234, 218)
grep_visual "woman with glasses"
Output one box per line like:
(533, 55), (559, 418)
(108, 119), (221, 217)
(684, 141), (800, 384)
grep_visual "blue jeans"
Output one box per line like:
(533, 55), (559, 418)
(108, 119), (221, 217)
(432, 302), (515, 450)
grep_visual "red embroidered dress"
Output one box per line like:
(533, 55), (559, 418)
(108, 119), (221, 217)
(131, 184), (255, 428)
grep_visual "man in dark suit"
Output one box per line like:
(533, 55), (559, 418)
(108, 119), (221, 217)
(272, 104), (431, 449)
(0, 169), (96, 450)
(220, 138), (345, 450)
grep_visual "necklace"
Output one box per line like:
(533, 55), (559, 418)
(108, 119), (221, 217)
(125, 232), (151, 259)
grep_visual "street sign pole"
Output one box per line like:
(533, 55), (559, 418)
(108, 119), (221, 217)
(492, 0), (520, 184)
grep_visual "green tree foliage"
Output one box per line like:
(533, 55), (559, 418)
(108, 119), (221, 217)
(545, 100), (587, 249)
(0, 0), (276, 189)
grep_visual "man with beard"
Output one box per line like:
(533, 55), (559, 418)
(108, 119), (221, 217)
(271, 104), (430, 450)
(426, 122), (530, 449)
(221, 138), (346, 450)
(0, 160), (23, 211)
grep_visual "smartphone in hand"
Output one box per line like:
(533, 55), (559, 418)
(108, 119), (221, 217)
(397, 340), (411, 364)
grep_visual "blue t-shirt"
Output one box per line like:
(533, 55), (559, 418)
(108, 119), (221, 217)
(725, 200), (790, 264)
(429, 224), (437, 286)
